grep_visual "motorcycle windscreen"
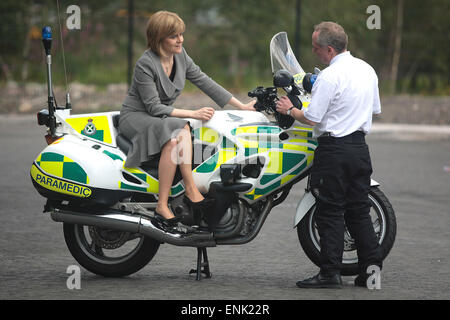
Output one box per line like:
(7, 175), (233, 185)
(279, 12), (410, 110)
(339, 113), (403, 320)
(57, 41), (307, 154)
(270, 32), (304, 76)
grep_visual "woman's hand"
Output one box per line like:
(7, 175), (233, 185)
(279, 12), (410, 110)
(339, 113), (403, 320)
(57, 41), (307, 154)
(227, 96), (257, 111)
(239, 100), (257, 111)
(192, 107), (215, 121)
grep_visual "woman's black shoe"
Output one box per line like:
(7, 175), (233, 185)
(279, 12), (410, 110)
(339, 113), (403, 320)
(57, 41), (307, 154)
(183, 195), (215, 210)
(183, 196), (215, 226)
(154, 211), (197, 235)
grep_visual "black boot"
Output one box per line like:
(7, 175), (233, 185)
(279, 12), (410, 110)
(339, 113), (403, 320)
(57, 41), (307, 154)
(296, 273), (342, 289)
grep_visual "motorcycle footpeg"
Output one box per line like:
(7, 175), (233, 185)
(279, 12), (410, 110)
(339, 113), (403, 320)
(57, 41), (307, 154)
(151, 215), (211, 237)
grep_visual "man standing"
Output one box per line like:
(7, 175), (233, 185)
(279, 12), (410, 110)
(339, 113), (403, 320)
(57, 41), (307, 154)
(276, 21), (382, 289)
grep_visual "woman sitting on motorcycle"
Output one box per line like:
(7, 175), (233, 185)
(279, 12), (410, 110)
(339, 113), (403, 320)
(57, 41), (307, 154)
(119, 11), (256, 235)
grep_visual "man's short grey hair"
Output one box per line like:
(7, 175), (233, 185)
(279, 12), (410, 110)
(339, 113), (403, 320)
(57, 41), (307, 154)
(314, 21), (348, 53)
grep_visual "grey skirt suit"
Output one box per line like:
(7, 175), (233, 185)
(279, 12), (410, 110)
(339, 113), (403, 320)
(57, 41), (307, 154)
(119, 48), (232, 168)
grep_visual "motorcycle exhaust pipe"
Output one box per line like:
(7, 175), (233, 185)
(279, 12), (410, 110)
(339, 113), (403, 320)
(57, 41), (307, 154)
(50, 208), (216, 247)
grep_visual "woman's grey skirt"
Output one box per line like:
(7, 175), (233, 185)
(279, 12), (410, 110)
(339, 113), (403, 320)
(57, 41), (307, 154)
(118, 111), (188, 168)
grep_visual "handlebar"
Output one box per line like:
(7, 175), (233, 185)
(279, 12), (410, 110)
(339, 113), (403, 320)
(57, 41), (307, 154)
(248, 86), (278, 114)
(248, 86), (302, 129)
(248, 69), (317, 129)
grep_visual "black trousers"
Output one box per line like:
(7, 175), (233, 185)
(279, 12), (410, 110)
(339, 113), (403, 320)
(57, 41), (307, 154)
(311, 131), (382, 276)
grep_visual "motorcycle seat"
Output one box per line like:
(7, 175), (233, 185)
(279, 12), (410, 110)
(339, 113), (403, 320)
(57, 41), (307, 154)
(112, 115), (134, 157)
(116, 133), (132, 155)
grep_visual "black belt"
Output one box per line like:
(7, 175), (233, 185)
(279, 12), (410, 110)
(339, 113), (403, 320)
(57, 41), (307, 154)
(318, 131), (366, 143)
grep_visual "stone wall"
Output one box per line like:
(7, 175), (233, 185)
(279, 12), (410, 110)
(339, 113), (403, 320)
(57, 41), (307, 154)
(1, 81), (449, 125)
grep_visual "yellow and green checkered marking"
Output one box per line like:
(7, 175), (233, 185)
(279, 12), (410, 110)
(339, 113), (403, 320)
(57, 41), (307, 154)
(120, 166), (184, 196)
(193, 127), (220, 145)
(231, 125), (317, 201)
(65, 115), (113, 144)
(194, 137), (237, 174)
(120, 167), (159, 193)
(35, 152), (89, 184)
(244, 152), (308, 201)
(231, 125), (283, 136)
(293, 72), (306, 86)
(31, 164), (92, 198)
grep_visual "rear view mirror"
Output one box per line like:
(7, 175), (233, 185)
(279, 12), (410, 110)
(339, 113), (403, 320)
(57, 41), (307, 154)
(273, 69), (293, 88)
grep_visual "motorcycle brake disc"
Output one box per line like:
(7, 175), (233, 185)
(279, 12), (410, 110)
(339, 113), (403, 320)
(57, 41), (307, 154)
(88, 226), (130, 249)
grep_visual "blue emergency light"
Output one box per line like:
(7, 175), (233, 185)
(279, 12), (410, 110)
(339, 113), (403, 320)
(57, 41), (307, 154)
(42, 26), (52, 40)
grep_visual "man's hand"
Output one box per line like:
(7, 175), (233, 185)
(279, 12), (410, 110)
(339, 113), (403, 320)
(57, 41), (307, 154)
(276, 96), (317, 127)
(276, 96), (293, 115)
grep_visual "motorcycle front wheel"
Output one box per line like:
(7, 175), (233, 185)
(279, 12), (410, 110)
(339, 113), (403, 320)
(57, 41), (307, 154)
(297, 187), (396, 276)
(63, 223), (160, 277)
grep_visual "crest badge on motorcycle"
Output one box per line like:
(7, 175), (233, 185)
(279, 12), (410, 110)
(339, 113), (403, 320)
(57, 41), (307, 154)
(83, 118), (97, 136)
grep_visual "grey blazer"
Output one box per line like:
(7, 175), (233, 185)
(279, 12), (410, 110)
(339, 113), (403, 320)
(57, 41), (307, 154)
(121, 48), (232, 118)
(119, 48), (232, 168)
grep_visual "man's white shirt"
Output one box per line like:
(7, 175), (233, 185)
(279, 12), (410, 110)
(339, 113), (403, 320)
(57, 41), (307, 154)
(304, 51), (381, 138)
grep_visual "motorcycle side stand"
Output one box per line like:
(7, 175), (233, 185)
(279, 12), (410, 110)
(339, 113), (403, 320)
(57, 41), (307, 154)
(189, 247), (212, 281)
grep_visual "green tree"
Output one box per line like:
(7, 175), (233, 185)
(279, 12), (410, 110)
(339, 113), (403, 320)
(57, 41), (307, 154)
(0, 0), (447, 94)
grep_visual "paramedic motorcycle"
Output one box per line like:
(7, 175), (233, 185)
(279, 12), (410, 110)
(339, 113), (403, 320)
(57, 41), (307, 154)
(31, 28), (396, 279)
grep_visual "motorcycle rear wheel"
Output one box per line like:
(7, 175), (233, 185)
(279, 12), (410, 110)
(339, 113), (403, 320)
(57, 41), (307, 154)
(297, 187), (396, 276)
(63, 223), (160, 277)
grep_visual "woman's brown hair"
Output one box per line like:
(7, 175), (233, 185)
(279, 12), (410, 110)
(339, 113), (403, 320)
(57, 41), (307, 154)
(146, 11), (185, 56)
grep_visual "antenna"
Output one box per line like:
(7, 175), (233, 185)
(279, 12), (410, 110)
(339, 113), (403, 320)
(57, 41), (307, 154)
(56, 0), (71, 109)
(42, 26), (56, 136)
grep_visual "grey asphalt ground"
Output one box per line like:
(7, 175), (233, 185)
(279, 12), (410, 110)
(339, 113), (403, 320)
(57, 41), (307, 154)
(0, 115), (449, 300)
